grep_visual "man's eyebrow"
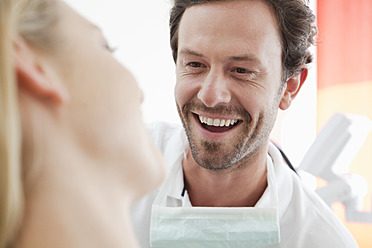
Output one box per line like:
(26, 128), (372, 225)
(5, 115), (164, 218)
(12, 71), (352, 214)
(179, 48), (205, 58)
(179, 49), (262, 64)
(229, 55), (268, 75)
(228, 55), (262, 65)
(178, 49), (266, 71)
(229, 55), (267, 71)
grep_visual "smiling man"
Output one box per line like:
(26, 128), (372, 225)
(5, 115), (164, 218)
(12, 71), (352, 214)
(131, 0), (358, 247)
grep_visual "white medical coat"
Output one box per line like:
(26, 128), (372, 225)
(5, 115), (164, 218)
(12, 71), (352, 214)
(131, 122), (358, 248)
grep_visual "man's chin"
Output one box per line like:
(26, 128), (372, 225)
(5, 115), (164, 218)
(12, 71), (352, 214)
(189, 144), (236, 170)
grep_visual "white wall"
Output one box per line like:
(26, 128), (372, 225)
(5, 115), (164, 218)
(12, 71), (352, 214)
(65, 0), (179, 125)
(65, 0), (317, 166)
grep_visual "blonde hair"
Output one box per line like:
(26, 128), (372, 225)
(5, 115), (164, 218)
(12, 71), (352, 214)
(0, 0), (57, 247)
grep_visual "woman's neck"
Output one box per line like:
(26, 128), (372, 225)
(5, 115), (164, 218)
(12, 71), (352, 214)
(16, 155), (139, 248)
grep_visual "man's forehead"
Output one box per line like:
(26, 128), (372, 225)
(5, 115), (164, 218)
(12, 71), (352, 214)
(178, 1), (282, 60)
(180, 0), (280, 39)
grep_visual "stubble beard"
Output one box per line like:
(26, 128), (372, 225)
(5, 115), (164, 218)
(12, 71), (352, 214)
(177, 101), (268, 171)
(177, 81), (284, 172)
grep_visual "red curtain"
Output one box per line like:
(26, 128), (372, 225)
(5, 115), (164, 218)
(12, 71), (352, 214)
(317, 0), (372, 247)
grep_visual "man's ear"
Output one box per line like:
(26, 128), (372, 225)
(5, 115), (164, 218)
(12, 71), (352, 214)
(13, 36), (69, 105)
(279, 67), (308, 110)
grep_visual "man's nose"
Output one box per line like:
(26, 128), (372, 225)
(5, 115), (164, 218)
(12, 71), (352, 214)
(197, 70), (231, 107)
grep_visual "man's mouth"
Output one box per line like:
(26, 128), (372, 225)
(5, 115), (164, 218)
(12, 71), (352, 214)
(194, 114), (241, 133)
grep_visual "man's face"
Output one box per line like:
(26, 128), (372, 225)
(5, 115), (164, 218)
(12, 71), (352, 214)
(175, 0), (285, 170)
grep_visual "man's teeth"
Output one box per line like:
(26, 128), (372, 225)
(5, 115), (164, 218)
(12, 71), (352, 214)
(198, 115), (238, 127)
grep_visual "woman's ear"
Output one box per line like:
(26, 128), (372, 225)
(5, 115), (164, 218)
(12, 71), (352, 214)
(279, 67), (308, 110)
(13, 36), (69, 105)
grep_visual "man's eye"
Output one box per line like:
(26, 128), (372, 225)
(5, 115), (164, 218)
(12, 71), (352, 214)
(187, 62), (203, 67)
(231, 67), (257, 81)
(234, 68), (250, 74)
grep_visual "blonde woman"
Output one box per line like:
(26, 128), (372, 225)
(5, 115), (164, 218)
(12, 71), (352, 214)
(0, 0), (166, 247)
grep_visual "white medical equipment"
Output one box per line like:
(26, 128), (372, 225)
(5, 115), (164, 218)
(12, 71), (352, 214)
(299, 113), (372, 223)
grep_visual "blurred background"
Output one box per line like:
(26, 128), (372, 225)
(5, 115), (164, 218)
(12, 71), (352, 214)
(65, 0), (372, 247)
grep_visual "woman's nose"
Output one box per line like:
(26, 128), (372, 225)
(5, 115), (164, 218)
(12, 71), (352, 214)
(139, 88), (144, 104)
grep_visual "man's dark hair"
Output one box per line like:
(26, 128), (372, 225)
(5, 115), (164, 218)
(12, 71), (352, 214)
(169, 0), (317, 81)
